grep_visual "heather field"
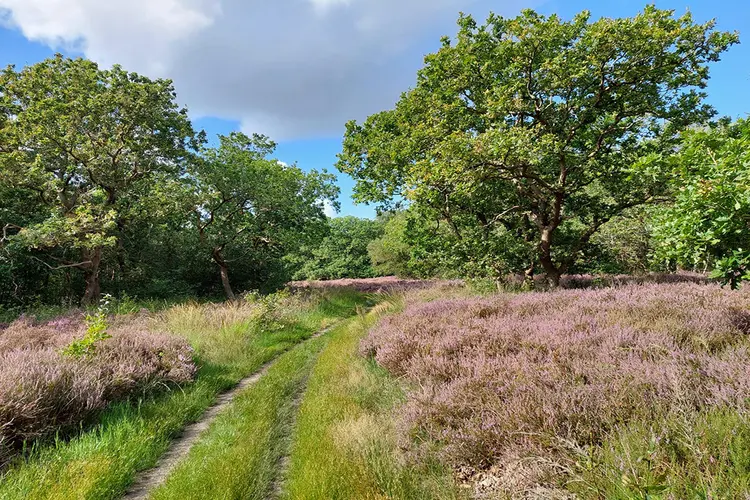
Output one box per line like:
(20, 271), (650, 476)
(363, 282), (750, 498)
(2, 280), (750, 499)
(0, 313), (195, 467)
(289, 276), (465, 294)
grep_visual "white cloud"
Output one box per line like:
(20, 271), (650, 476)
(0, 0), (219, 75)
(0, 0), (537, 139)
(309, 0), (354, 13)
(323, 200), (338, 218)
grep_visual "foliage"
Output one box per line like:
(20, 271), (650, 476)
(62, 294), (113, 357)
(0, 57), (342, 308)
(586, 206), (660, 274)
(190, 132), (339, 299)
(0, 55), (201, 304)
(338, 7), (738, 285)
(367, 212), (414, 277)
(292, 216), (384, 280)
(367, 209), (488, 279)
(654, 119), (750, 287)
(710, 250), (750, 290)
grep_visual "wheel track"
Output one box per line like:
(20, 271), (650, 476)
(121, 321), (341, 500)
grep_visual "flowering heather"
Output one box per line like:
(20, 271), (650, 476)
(289, 276), (464, 294)
(0, 313), (196, 466)
(362, 283), (750, 494)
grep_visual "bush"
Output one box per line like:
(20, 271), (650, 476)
(0, 313), (196, 466)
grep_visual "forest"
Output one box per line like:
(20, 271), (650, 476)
(1, 5), (750, 500)
(0, 5), (747, 311)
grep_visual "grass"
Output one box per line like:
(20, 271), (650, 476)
(0, 294), (197, 324)
(0, 290), (370, 500)
(280, 299), (463, 500)
(150, 326), (330, 500)
(570, 408), (750, 499)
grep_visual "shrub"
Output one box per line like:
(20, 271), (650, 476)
(62, 295), (113, 357)
(0, 312), (196, 466)
(362, 283), (750, 494)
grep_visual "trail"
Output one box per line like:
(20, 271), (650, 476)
(266, 363), (310, 500)
(121, 322), (339, 500)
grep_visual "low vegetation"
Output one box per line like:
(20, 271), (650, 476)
(151, 330), (329, 500)
(0, 290), (368, 499)
(0, 310), (195, 467)
(362, 282), (750, 497)
(282, 300), (462, 499)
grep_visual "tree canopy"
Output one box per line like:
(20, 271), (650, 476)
(0, 56), (339, 306)
(338, 7), (738, 285)
(191, 132), (338, 299)
(655, 119), (750, 288)
(0, 55), (201, 304)
(291, 216), (384, 280)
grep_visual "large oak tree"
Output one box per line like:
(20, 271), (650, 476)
(0, 55), (200, 304)
(338, 7), (737, 285)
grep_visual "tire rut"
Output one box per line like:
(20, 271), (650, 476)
(121, 322), (340, 500)
(265, 365), (311, 500)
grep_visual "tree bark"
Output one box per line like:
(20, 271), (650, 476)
(523, 263), (536, 289)
(212, 246), (236, 301)
(81, 247), (102, 306)
(539, 226), (562, 288)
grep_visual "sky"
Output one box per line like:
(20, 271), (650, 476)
(0, 0), (748, 219)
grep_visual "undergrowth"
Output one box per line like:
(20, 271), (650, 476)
(0, 289), (369, 500)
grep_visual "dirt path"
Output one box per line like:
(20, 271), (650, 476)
(121, 323), (340, 500)
(266, 365), (310, 500)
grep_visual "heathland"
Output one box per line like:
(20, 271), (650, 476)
(1, 4), (750, 499)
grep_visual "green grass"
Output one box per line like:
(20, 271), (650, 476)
(569, 408), (750, 499)
(0, 290), (370, 500)
(280, 300), (464, 500)
(151, 327), (331, 500)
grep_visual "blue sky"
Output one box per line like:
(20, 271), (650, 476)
(1, 0), (748, 219)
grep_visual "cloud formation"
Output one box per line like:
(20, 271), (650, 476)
(0, 0), (533, 139)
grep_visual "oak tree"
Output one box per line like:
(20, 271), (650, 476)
(0, 55), (200, 304)
(338, 7), (738, 286)
(192, 132), (338, 299)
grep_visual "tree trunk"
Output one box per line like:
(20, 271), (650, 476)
(523, 263), (536, 289)
(539, 227), (562, 289)
(212, 247), (236, 301)
(81, 247), (102, 306)
(543, 266), (561, 288)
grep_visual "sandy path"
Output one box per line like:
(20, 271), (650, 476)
(121, 323), (339, 500)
